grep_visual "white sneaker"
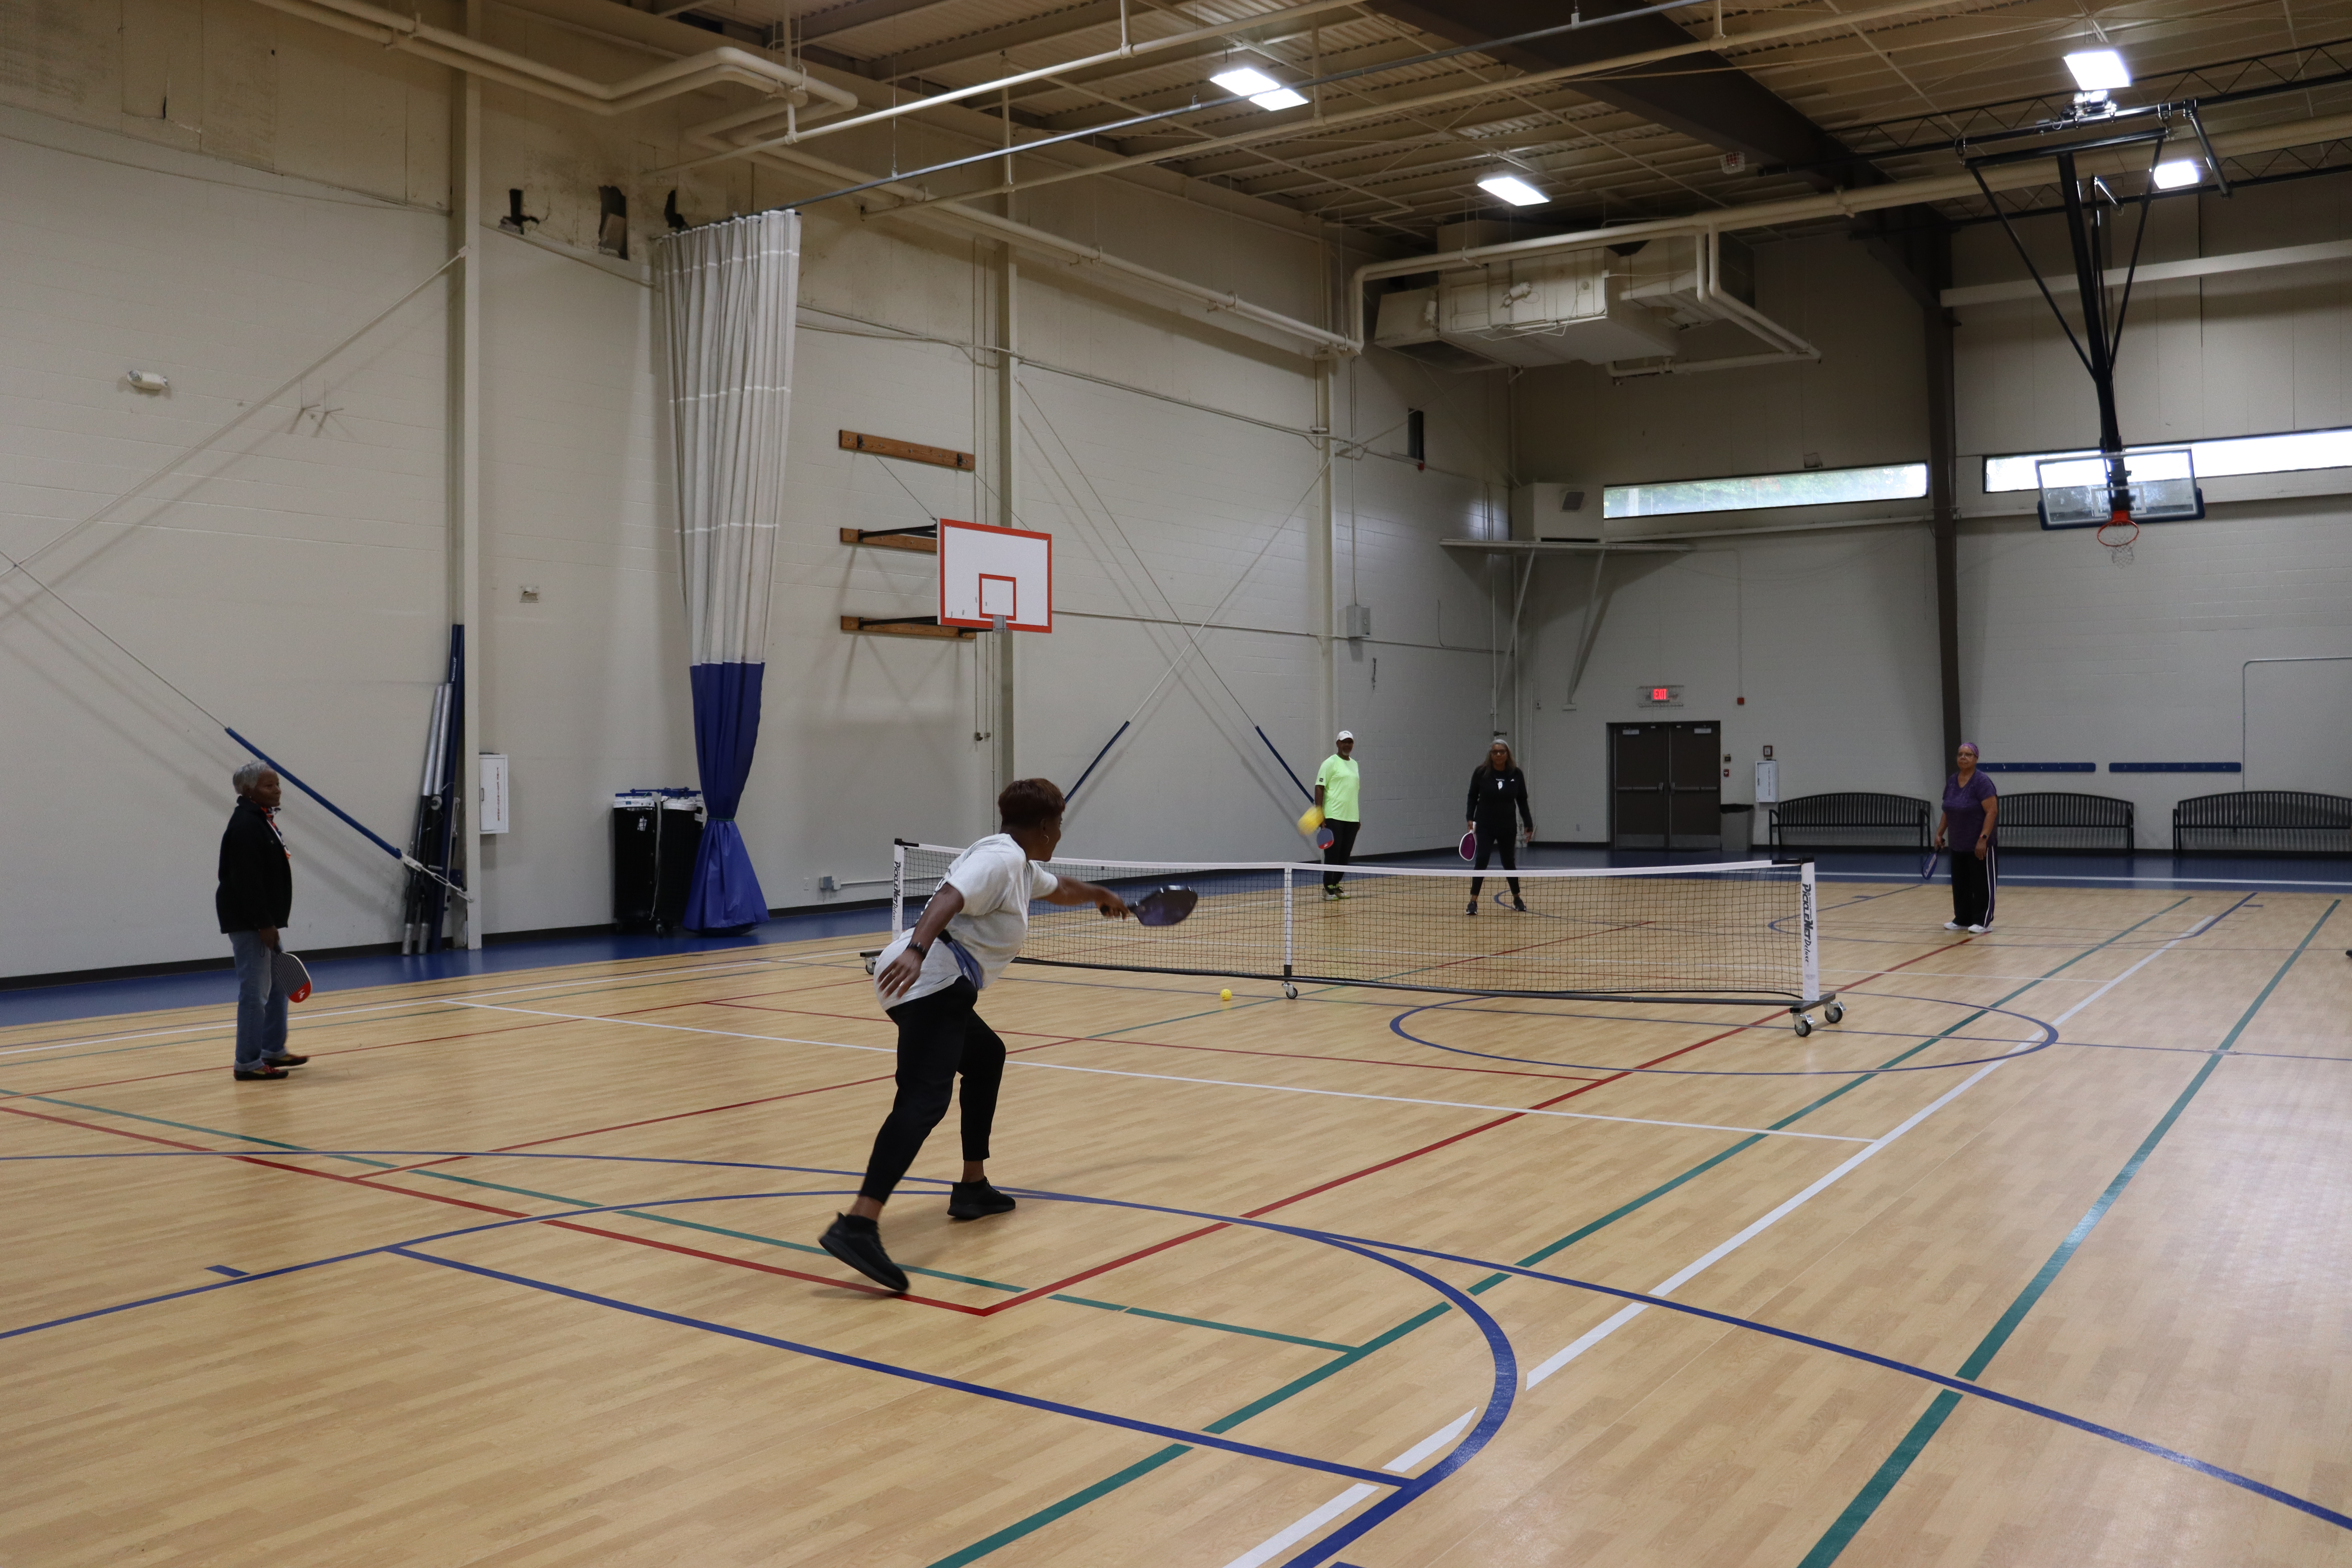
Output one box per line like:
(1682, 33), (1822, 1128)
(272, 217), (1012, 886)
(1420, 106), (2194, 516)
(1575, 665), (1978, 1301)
(1967, 924), (1987, 934)
(1942, 921), (1960, 931)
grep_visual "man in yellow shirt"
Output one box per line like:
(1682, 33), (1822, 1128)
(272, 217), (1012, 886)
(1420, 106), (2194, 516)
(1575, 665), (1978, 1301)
(1314, 730), (1360, 898)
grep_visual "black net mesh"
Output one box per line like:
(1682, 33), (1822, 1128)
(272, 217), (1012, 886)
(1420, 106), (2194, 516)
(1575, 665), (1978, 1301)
(897, 844), (1818, 1004)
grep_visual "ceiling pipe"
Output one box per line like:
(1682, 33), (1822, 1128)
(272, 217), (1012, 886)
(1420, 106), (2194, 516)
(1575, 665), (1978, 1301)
(655, 0), (1366, 176)
(1336, 105), (2352, 354)
(249, 0), (1350, 355)
(899, 0), (1966, 212)
(246, 0), (859, 115)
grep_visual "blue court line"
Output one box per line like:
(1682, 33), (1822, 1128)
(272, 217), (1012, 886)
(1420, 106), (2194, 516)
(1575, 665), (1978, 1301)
(0, 1172), (1515, 1551)
(1390, 991), (2058, 1077)
(389, 1248), (1406, 1489)
(1272, 1225), (2352, 1536)
(16, 1151), (2336, 1555)
(1795, 898), (2343, 1565)
(204, 1265), (247, 1278)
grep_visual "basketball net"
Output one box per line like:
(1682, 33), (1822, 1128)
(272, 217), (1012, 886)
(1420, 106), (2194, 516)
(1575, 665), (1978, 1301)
(2098, 504), (2139, 566)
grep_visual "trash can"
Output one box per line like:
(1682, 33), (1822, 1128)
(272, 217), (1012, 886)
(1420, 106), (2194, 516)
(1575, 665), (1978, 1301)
(613, 789), (704, 933)
(1719, 802), (1755, 857)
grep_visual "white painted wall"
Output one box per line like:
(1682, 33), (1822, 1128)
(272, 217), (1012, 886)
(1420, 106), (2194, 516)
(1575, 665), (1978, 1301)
(0, 1), (1508, 977)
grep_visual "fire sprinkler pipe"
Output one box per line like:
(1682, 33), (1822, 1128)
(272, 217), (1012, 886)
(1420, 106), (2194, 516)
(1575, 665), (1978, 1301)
(247, 0), (859, 116)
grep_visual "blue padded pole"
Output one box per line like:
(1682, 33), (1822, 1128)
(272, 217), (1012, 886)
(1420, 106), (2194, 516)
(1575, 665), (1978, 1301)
(1257, 726), (1313, 801)
(1063, 720), (1129, 805)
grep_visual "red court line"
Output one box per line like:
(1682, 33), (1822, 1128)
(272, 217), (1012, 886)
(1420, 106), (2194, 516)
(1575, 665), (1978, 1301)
(962, 935), (1981, 1315)
(0, 1100), (965, 1309)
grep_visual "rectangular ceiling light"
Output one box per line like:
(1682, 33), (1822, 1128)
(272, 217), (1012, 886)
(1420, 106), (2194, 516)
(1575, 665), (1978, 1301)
(2152, 158), (2202, 189)
(2063, 49), (2132, 90)
(1211, 66), (1308, 110)
(1478, 174), (1549, 207)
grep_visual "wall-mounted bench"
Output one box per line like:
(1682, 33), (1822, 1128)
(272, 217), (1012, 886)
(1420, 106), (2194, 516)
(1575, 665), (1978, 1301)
(1995, 791), (2136, 853)
(1769, 792), (1931, 849)
(2172, 790), (2352, 856)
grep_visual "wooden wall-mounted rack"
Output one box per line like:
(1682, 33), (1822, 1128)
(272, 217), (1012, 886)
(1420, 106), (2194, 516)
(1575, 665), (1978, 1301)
(839, 526), (937, 554)
(838, 430), (974, 470)
(840, 615), (973, 641)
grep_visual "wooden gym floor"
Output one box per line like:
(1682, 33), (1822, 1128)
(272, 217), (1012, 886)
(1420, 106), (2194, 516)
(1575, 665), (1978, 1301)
(3, 879), (2348, 1568)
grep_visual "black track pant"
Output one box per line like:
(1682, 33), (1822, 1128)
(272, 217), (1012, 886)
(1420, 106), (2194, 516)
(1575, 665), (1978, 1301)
(1951, 846), (1998, 928)
(1469, 826), (1521, 899)
(1321, 818), (1361, 891)
(857, 979), (1005, 1202)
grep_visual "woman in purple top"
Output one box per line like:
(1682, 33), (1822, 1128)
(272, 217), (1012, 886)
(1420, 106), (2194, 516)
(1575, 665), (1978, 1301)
(1935, 742), (2000, 932)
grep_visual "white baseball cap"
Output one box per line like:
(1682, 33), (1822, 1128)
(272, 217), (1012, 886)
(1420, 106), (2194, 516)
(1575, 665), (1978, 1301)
(1336, 730), (1355, 741)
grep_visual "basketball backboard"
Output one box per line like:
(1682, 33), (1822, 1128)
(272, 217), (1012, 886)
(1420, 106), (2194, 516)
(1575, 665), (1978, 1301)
(2036, 448), (2204, 528)
(939, 518), (1052, 631)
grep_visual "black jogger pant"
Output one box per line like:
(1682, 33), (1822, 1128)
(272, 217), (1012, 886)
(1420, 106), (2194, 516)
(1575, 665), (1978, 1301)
(1321, 817), (1361, 891)
(857, 978), (1006, 1202)
(1469, 826), (1521, 900)
(1951, 846), (1998, 928)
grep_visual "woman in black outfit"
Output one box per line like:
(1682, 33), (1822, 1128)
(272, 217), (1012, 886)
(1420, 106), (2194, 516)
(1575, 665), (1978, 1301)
(1465, 739), (1536, 915)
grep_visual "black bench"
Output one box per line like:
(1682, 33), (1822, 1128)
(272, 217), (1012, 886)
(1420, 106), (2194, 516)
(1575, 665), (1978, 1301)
(1996, 791), (2136, 853)
(1770, 792), (1931, 849)
(2172, 790), (2352, 856)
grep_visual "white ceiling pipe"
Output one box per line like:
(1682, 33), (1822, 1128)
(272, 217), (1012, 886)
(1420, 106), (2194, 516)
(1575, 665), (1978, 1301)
(253, 0), (1346, 355)
(249, 0), (857, 114)
(655, 0), (1365, 176)
(703, 125), (1355, 354)
(1336, 105), (2352, 354)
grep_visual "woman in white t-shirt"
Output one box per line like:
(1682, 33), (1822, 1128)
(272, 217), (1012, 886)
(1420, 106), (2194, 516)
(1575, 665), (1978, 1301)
(819, 778), (1129, 1295)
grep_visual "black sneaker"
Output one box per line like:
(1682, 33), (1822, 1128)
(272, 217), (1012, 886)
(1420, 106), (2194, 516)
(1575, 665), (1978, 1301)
(262, 1053), (310, 1067)
(948, 1181), (1016, 1221)
(1465, 899), (1477, 916)
(818, 1213), (908, 1294)
(1511, 897), (1526, 912)
(232, 1066), (288, 1081)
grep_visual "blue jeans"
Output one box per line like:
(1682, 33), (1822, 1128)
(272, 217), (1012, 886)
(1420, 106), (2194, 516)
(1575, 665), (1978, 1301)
(229, 929), (289, 1069)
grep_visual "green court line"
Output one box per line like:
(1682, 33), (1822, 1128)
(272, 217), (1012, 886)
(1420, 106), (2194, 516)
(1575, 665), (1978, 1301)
(919, 900), (2193, 1566)
(1053, 1296), (1356, 1352)
(2, 1089), (1371, 1342)
(1794, 899), (2339, 1568)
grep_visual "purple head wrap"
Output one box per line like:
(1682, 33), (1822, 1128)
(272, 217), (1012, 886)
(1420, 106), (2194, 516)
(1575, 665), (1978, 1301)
(1957, 741), (1979, 756)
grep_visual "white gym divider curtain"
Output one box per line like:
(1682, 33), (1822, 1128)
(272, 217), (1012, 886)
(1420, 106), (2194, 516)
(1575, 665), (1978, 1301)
(652, 209), (799, 933)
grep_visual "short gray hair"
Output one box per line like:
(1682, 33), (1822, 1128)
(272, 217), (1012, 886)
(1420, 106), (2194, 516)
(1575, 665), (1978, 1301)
(232, 760), (271, 794)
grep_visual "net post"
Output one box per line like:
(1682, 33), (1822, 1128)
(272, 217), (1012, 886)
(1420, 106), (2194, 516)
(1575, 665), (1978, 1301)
(1281, 865), (1294, 976)
(892, 841), (906, 937)
(1798, 859), (1820, 1004)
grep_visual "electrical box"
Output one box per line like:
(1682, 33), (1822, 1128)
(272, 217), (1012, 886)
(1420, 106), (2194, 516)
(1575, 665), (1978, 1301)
(1754, 759), (1780, 804)
(478, 754), (510, 834)
(1344, 604), (1373, 640)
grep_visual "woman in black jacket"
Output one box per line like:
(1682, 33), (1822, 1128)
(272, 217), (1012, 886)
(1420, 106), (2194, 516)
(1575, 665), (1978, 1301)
(1464, 739), (1535, 915)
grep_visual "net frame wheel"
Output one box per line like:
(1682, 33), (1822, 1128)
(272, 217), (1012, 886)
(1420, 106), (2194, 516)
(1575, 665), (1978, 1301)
(1282, 982), (1298, 1000)
(1824, 1001), (1845, 1024)
(1793, 1013), (1814, 1038)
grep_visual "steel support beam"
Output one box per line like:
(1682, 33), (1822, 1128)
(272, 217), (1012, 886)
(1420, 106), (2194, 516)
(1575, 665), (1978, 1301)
(1353, 0), (1882, 188)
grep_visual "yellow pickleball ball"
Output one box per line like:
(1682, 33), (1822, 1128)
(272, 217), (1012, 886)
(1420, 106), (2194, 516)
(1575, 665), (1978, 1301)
(1219, 988), (1233, 1002)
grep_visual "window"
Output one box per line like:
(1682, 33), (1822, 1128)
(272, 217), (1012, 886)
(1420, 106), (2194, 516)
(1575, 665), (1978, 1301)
(1983, 426), (2352, 493)
(1603, 462), (1928, 520)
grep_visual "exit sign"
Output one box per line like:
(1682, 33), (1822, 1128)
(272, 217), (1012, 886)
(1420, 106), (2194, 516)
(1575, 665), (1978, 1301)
(1637, 685), (1684, 708)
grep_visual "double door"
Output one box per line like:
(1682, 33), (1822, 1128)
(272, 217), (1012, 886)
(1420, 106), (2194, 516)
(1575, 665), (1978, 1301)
(1611, 721), (1722, 849)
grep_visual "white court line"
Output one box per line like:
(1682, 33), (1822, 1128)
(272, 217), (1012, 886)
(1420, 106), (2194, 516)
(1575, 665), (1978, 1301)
(432, 1002), (1875, 1143)
(0, 948), (873, 1061)
(1222, 1055), (2011, 1567)
(1218, 1411), (1479, 1568)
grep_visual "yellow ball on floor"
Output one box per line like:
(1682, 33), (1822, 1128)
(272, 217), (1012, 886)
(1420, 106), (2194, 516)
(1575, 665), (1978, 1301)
(1219, 988), (1233, 1002)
